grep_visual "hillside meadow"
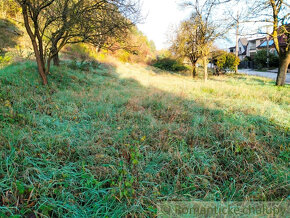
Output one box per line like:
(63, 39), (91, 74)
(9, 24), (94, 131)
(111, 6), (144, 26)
(0, 60), (289, 217)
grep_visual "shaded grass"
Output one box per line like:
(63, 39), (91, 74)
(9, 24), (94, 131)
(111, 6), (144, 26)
(0, 19), (22, 54)
(0, 61), (289, 217)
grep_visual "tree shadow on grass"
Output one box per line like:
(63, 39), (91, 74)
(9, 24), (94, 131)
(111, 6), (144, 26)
(0, 61), (289, 216)
(234, 75), (275, 85)
(144, 65), (176, 75)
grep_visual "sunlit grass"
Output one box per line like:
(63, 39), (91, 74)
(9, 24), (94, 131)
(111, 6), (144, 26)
(0, 61), (289, 217)
(117, 62), (289, 127)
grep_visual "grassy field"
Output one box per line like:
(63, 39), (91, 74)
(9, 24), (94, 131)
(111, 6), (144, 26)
(0, 61), (289, 217)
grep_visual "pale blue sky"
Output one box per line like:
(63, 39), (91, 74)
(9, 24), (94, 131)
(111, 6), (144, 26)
(136, 0), (268, 51)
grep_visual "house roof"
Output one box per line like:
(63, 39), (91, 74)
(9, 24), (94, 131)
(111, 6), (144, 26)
(239, 38), (248, 46)
(228, 38), (250, 52)
(248, 37), (266, 42)
(257, 35), (287, 49)
(240, 50), (247, 55)
(257, 40), (274, 48)
(229, 24), (289, 52)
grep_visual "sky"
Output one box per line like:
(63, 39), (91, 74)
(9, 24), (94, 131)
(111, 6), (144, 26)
(136, 0), (272, 51)
(137, 0), (234, 50)
(137, 0), (191, 50)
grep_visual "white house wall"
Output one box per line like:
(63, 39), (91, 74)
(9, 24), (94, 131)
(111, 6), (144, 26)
(238, 40), (246, 55)
(237, 40), (246, 60)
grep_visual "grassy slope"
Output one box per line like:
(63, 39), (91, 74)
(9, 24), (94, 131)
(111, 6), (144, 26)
(0, 19), (21, 53)
(0, 61), (289, 217)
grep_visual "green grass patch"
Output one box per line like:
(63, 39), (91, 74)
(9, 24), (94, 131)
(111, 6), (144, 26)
(0, 61), (289, 217)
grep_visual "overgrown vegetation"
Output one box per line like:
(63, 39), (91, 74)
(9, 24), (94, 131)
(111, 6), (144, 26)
(216, 52), (240, 73)
(0, 19), (21, 55)
(112, 27), (156, 64)
(254, 49), (280, 69)
(152, 57), (187, 72)
(0, 54), (12, 68)
(0, 61), (289, 216)
(0, 0), (289, 217)
(171, 0), (234, 80)
(12, 0), (140, 84)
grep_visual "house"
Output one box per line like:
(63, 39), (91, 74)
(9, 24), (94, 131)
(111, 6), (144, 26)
(230, 24), (289, 60)
(228, 24), (289, 69)
(229, 46), (235, 53)
(228, 38), (248, 60)
(246, 37), (265, 59)
(257, 35), (290, 72)
(256, 39), (278, 56)
(257, 34), (288, 54)
(229, 37), (267, 60)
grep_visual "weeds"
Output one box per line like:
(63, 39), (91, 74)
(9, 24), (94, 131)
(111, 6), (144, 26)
(0, 61), (289, 216)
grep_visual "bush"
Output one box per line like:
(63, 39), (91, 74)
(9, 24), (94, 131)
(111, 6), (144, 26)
(152, 58), (187, 72)
(64, 44), (93, 63)
(216, 52), (239, 72)
(64, 44), (100, 71)
(216, 54), (227, 71)
(0, 54), (12, 68)
(117, 50), (131, 63)
(226, 53), (240, 71)
(254, 49), (279, 69)
(67, 59), (100, 72)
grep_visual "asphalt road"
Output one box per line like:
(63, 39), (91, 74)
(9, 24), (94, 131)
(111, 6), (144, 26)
(238, 69), (290, 84)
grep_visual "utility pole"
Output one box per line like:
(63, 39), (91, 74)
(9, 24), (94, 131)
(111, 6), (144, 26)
(235, 11), (240, 74)
(266, 19), (270, 69)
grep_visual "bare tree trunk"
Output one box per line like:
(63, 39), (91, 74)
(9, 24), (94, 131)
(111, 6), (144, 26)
(46, 56), (52, 75)
(276, 52), (290, 86)
(191, 61), (198, 78)
(33, 41), (48, 85)
(21, 5), (47, 85)
(36, 31), (45, 73)
(53, 53), (60, 66)
(213, 66), (219, 76)
(51, 43), (60, 66)
(203, 56), (208, 81)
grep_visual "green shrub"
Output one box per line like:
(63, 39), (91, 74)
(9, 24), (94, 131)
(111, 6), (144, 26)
(216, 54), (227, 71)
(67, 59), (100, 71)
(226, 53), (240, 71)
(64, 44), (92, 63)
(152, 58), (187, 72)
(216, 52), (240, 71)
(64, 44), (100, 71)
(254, 49), (279, 69)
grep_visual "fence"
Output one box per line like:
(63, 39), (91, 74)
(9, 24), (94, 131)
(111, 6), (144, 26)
(239, 61), (255, 69)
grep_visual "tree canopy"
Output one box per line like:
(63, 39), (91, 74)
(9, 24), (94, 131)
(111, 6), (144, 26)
(15, 0), (140, 84)
(171, 0), (234, 79)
